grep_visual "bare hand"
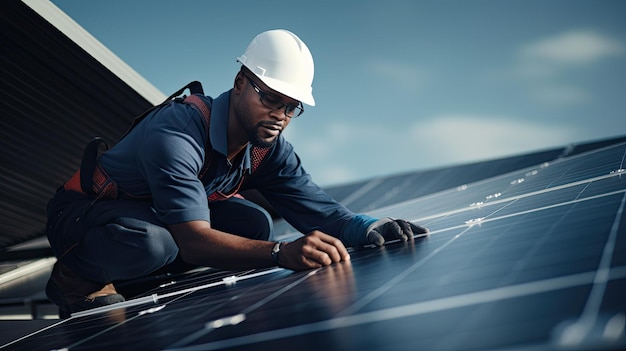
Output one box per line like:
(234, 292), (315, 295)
(279, 231), (350, 271)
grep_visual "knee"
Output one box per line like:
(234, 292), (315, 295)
(210, 198), (274, 241)
(109, 218), (179, 265)
(80, 218), (180, 281)
(245, 206), (274, 241)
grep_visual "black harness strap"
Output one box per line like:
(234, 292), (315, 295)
(120, 81), (205, 140)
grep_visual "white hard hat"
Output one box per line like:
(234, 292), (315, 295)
(237, 29), (315, 106)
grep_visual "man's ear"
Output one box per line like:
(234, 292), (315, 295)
(233, 71), (245, 93)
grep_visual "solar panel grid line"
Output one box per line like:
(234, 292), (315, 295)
(169, 268), (258, 291)
(117, 267), (248, 314)
(166, 314), (246, 350)
(421, 142), (623, 206)
(458, 189), (626, 231)
(95, 239), (420, 350)
(4, 268), (310, 350)
(0, 318), (68, 349)
(123, 267), (235, 297)
(361, 158), (550, 213)
(165, 269), (320, 349)
(565, 193), (625, 342)
(157, 268), (284, 301)
(337, 226), (473, 317)
(239, 269), (319, 315)
(206, 184), (600, 346)
(574, 182), (593, 200)
(489, 203), (571, 290)
(352, 179), (621, 306)
(70, 294), (158, 319)
(56, 309), (140, 351)
(619, 145), (626, 168)
(403, 183), (621, 233)
(273, 150), (571, 235)
(167, 267), (626, 351)
(69, 267), (285, 319)
(1, 265), (283, 349)
(541, 146), (626, 190)
(146, 276), (280, 350)
(370, 160), (625, 226)
(444, 196), (616, 265)
(547, 192), (626, 348)
(167, 269), (351, 347)
(2, 205), (620, 350)
(409, 218), (555, 296)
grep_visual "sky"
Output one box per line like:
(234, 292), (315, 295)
(51, 0), (626, 187)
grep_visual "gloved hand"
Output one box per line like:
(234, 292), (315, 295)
(366, 217), (429, 246)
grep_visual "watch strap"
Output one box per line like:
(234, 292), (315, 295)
(271, 241), (286, 264)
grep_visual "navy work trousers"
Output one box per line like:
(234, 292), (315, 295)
(45, 189), (274, 284)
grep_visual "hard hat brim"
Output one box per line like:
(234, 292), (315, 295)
(238, 58), (315, 106)
(257, 74), (316, 107)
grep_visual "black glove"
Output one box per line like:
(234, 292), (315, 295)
(366, 217), (429, 246)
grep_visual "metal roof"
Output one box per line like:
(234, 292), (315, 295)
(1, 0), (165, 251)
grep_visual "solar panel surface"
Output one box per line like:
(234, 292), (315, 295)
(2, 142), (625, 350)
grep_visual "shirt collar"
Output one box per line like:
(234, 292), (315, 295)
(210, 90), (252, 173)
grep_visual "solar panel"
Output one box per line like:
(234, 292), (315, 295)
(2, 142), (625, 350)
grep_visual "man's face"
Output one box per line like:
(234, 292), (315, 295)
(237, 73), (299, 148)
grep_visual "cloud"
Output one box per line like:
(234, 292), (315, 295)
(520, 30), (626, 65)
(363, 58), (428, 92)
(510, 30), (625, 106)
(513, 30), (626, 80)
(287, 115), (584, 186)
(409, 115), (583, 166)
(530, 85), (590, 105)
(286, 121), (415, 185)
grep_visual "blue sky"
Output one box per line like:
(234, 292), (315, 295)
(51, 0), (626, 187)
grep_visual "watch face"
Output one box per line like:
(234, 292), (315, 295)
(271, 242), (284, 264)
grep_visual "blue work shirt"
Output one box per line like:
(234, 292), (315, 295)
(100, 90), (376, 241)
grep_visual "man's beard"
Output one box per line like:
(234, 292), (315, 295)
(248, 121), (279, 149)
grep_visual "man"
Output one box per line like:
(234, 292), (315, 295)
(45, 29), (428, 318)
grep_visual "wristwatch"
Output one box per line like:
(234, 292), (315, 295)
(271, 241), (286, 264)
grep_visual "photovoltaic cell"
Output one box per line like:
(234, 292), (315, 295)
(2, 142), (625, 350)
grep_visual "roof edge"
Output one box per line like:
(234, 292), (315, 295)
(21, 0), (167, 105)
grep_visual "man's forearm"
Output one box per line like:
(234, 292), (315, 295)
(168, 221), (276, 269)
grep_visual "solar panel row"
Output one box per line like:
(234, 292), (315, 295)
(2, 143), (624, 350)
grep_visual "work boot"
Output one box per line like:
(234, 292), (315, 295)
(45, 261), (125, 319)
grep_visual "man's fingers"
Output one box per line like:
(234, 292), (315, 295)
(290, 231), (350, 269)
(395, 220), (414, 241)
(409, 222), (429, 235)
(395, 219), (428, 240)
(379, 220), (408, 242)
(300, 254), (323, 269)
(367, 219), (429, 247)
(321, 235), (350, 261)
(281, 242), (323, 270)
(302, 243), (333, 265)
(366, 230), (385, 246)
(310, 231), (350, 261)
